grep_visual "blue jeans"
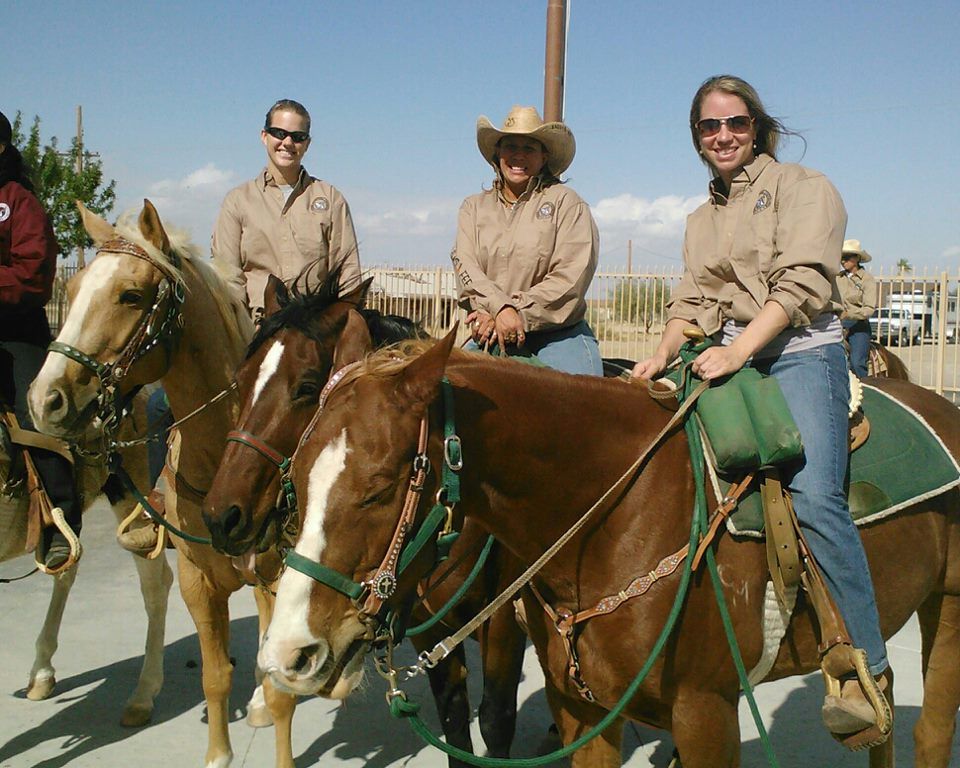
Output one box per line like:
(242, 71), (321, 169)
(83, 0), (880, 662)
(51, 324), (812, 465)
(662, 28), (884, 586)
(146, 387), (173, 487)
(752, 343), (888, 675)
(843, 319), (871, 378)
(465, 320), (603, 376)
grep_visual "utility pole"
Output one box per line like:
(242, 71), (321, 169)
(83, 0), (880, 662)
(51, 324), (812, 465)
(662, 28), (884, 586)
(543, 0), (567, 122)
(58, 106), (100, 267)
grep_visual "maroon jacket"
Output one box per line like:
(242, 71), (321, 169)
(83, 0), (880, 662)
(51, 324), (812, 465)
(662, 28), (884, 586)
(0, 181), (59, 346)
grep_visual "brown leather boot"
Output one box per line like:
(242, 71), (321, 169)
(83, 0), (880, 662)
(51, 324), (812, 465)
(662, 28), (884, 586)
(117, 523), (161, 555)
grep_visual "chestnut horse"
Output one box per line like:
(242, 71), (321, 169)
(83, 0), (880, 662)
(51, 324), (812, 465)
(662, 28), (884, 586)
(1, 392), (172, 726)
(259, 330), (960, 768)
(201, 272), (526, 764)
(28, 201), (295, 768)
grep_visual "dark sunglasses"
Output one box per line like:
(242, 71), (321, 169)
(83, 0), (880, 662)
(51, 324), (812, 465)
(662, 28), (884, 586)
(696, 115), (753, 138)
(265, 126), (310, 143)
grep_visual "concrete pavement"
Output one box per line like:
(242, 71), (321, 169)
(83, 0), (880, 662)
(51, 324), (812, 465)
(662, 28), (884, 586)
(0, 500), (956, 767)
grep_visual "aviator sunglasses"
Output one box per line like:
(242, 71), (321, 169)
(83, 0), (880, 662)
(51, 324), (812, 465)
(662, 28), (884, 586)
(265, 126), (310, 143)
(696, 115), (754, 138)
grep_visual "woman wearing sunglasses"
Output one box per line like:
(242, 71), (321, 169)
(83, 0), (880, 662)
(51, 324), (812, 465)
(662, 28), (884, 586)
(632, 75), (889, 747)
(211, 98), (361, 320)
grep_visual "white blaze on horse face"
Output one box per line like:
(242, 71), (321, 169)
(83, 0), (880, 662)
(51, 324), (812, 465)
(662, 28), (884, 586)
(252, 340), (285, 407)
(30, 255), (122, 401)
(263, 429), (349, 666)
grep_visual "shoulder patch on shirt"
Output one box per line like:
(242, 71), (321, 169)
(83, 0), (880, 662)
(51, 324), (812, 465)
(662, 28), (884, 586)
(310, 197), (329, 212)
(536, 202), (555, 220)
(0, 203), (9, 223)
(753, 190), (771, 214)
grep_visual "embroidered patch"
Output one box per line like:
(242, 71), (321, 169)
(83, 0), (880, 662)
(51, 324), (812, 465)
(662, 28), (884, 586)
(536, 202), (555, 220)
(754, 190), (772, 214)
(310, 197), (329, 212)
(0, 203), (9, 223)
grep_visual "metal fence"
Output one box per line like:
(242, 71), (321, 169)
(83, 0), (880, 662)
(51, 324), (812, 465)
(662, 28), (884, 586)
(48, 263), (960, 401)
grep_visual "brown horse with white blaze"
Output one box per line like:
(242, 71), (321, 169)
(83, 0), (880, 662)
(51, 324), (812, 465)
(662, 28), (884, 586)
(260, 330), (960, 768)
(201, 273), (527, 764)
(28, 200), (297, 768)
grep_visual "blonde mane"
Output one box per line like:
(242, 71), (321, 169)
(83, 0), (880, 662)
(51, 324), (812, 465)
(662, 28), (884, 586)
(339, 339), (437, 389)
(112, 211), (254, 358)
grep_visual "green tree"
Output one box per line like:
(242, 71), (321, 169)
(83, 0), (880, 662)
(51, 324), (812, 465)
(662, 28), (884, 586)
(896, 258), (912, 275)
(611, 276), (672, 333)
(10, 112), (116, 259)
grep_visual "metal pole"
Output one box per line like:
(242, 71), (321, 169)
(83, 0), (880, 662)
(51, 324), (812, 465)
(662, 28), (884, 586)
(76, 106), (85, 268)
(543, 0), (567, 122)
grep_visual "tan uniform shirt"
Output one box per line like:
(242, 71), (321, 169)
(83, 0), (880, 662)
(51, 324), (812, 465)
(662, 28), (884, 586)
(211, 167), (361, 316)
(451, 180), (599, 333)
(668, 154), (846, 335)
(837, 268), (877, 322)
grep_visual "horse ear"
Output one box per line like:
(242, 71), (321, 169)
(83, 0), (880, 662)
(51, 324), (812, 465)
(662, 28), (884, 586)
(333, 309), (373, 370)
(263, 274), (290, 317)
(138, 199), (171, 254)
(76, 200), (115, 245)
(397, 325), (458, 406)
(340, 276), (374, 307)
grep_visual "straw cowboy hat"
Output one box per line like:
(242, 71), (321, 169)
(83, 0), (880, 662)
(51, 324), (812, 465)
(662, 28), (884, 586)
(476, 106), (576, 176)
(842, 239), (872, 263)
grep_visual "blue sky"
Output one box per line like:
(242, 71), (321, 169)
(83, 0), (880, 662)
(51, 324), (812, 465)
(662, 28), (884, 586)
(6, 1), (959, 272)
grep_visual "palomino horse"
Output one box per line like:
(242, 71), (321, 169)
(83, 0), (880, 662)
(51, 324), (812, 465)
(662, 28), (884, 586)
(259, 330), (960, 768)
(28, 201), (295, 768)
(0, 393), (172, 726)
(201, 272), (526, 763)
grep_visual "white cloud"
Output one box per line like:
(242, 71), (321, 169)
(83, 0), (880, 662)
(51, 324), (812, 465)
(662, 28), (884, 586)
(592, 193), (705, 265)
(115, 164), (239, 251)
(941, 245), (960, 260)
(354, 198), (459, 238)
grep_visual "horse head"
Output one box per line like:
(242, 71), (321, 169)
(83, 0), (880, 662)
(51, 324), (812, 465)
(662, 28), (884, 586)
(202, 269), (426, 557)
(29, 200), (186, 438)
(258, 329), (457, 697)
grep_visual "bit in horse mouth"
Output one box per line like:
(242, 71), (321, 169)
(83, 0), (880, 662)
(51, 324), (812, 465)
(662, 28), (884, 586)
(317, 637), (369, 696)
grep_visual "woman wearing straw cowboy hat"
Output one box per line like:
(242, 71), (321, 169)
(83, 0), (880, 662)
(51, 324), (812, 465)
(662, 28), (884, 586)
(451, 105), (603, 375)
(837, 239), (877, 378)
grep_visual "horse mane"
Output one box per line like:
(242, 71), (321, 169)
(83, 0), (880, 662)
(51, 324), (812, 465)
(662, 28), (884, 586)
(246, 265), (427, 360)
(113, 211), (254, 359)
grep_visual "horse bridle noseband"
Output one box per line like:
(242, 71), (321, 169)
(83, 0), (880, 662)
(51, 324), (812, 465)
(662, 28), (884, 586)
(47, 237), (185, 438)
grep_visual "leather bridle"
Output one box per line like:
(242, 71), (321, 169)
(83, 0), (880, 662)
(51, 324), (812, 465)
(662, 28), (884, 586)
(47, 237), (185, 438)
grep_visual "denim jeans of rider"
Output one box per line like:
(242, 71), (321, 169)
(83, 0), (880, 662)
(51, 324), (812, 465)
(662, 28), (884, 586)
(464, 319), (603, 376)
(751, 342), (888, 675)
(843, 319), (871, 379)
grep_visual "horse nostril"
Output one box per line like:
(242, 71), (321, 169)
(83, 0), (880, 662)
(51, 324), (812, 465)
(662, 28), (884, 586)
(222, 505), (245, 538)
(45, 388), (66, 418)
(292, 645), (319, 675)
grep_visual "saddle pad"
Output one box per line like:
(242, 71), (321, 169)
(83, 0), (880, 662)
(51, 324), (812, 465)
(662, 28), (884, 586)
(724, 384), (960, 537)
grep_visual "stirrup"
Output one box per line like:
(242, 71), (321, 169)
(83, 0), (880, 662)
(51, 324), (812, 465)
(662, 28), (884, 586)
(35, 507), (82, 576)
(117, 503), (167, 560)
(820, 646), (892, 750)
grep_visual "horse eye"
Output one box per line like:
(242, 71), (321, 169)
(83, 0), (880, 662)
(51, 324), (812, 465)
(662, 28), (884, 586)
(361, 483), (395, 509)
(293, 380), (320, 400)
(119, 289), (143, 305)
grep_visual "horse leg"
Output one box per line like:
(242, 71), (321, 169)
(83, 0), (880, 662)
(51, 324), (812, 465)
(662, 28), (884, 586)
(914, 592), (960, 768)
(120, 547), (174, 726)
(670, 690), (740, 768)
(246, 586), (275, 728)
(26, 564), (78, 700)
(477, 605), (526, 757)
(249, 586), (297, 768)
(542, 682), (622, 768)
(178, 555), (234, 768)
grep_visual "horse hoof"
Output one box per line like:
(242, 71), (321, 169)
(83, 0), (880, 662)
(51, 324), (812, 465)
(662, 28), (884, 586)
(246, 704), (274, 728)
(120, 704), (154, 727)
(26, 675), (56, 700)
